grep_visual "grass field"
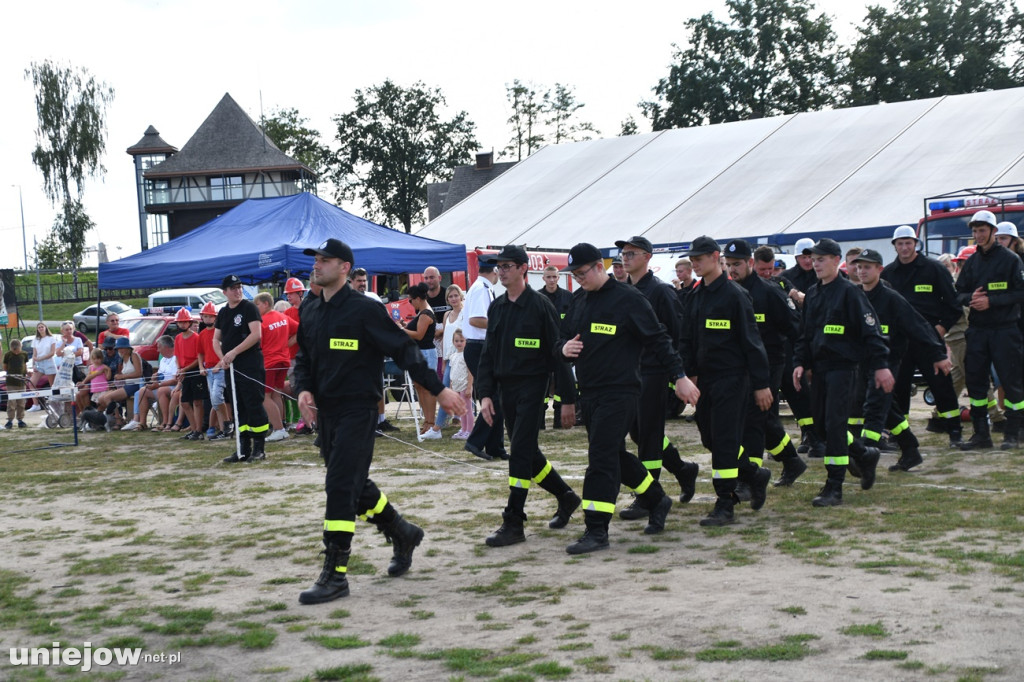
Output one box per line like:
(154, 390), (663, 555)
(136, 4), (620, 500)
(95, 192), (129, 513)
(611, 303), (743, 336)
(0, 403), (1021, 681)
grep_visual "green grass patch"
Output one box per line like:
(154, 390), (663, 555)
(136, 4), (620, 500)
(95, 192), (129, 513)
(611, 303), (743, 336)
(312, 663), (379, 681)
(378, 632), (421, 648)
(864, 649), (909, 660)
(307, 634), (371, 649)
(695, 634), (818, 662)
(839, 621), (889, 638)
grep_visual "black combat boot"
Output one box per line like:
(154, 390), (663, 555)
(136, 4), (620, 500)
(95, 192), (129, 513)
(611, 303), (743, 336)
(946, 416), (963, 448)
(485, 510), (526, 547)
(889, 448), (923, 472)
(734, 481), (752, 502)
(298, 543), (350, 604)
(773, 456), (807, 487)
(960, 415), (993, 451)
(699, 497), (735, 527)
(618, 496), (647, 520)
(811, 478), (843, 507)
(644, 494), (672, 535)
(747, 467), (771, 511)
(249, 436), (267, 462)
(1001, 411), (1020, 450)
(381, 514), (424, 576)
(222, 433), (253, 463)
(676, 461), (699, 503)
(852, 446), (879, 490)
(566, 523), (610, 555)
(548, 490), (581, 529)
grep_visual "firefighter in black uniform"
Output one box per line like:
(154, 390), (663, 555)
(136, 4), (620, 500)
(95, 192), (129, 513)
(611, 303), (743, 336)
(853, 249), (952, 472)
(955, 210), (1024, 450)
(475, 246), (582, 547)
(681, 237), (773, 526)
(538, 264), (575, 428)
(724, 240), (808, 487)
(615, 236), (700, 516)
(880, 226), (963, 446)
(793, 239), (894, 507)
(215, 274), (271, 463)
(293, 239), (465, 604)
(559, 243), (699, 554)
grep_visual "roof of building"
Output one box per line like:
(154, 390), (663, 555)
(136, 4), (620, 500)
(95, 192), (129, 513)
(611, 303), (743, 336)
(415, 87), (1024, 251)
(144, 93), (313, 178)
(442, 161), (517, 212)
(126, 125), (178, 156)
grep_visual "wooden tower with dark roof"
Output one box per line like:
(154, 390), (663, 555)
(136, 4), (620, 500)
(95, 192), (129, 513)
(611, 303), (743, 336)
(128, 93), (317, 247)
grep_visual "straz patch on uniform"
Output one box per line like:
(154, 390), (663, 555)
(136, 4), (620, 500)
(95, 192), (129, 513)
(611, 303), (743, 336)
(705, 319), (731, 329)
(824, 324), (845, 334)
(754, 313), (766, 323)
(880, 325), (890, 334)
(329, 338), (359, 351)
(590, 323), (616, 335)
(914, 284), (933, 293)
(988, 281), (1008, 291)
(514, 338), (540, 349)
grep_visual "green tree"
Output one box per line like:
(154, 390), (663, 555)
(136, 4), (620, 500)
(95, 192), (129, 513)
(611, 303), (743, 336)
(641, 0), (840, 129)
(328, 80), (478, 232)
(35, 203), (94, 270)
(543, 83), (600, 144)
(26, 60), (114, 294)
(619, 115), (640, 136)
(503, 79), (546, 160)
(261, 107), (330, 175)
(843, 0), (1024, 106)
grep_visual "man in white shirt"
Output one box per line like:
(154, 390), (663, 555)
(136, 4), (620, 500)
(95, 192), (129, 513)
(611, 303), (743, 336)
(462, 263), (507, 459)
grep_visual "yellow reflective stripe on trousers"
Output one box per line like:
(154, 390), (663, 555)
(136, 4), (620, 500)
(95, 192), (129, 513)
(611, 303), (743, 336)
(767, 433), (790, 456)
(250, 423), (270, 434)
(846, 431), (854, 445)
(237, 424), (250, 432)
(970, 398), (989, 407)
(1004, 399), (1024, 411)
(988, 399), (998, 408)
(633, 473), (654, 494)
(323, 519), (356, 533)
(662, 436), (671, 450)
(712, 468), (739, 479)
(581, 499), (616, 514)
(797, 417), (813, 427)
(824, 456), (849, 466)
(509, 477), (532, 489)
(890, 420), (909, 435)
(749, 457), (763, 467)
(532, 460), (552, 484)
(937, 409), (960, 419)
(334, 565), (348, 573)
(862, 429), (881, 442)
(848, 417), (864, 425)
(360, 493), (389, 520)
(642, 460), (663, 470)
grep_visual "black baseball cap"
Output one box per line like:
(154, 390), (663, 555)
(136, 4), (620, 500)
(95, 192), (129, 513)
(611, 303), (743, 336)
(303, 238), (355, 264)
(221, 274), (243, 289)
(852, 248), (884, 264)
(686, 236), (721, 257)
(482, 244), (529, 265)
(562, 243), (603, 272)
(611, 255), (623, 265)
(809, 238), (842, 257)
(723, 239), (752, 259)
(614, 236), (653, 253)
(102, 335), (118, 349)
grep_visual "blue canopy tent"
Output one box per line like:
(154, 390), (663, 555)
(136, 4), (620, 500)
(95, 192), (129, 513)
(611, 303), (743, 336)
(98, 193), (467, 289)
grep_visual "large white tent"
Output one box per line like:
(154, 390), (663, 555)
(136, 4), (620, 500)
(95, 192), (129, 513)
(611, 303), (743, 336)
(417, 87), (1024, 255)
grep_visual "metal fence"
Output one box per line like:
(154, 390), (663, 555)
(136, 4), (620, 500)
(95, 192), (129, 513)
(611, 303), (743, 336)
(11, 268), (155, 305)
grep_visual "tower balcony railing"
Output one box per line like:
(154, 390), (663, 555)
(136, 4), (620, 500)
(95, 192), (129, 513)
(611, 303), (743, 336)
(145, 178), (315, 206)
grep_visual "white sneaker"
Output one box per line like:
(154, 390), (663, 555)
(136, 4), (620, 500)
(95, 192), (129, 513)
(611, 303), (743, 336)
(418, 428), (442, 441)
(27, 404), (42, 412)
(121, 420), (142, 431)
(265, 429), (289, 442)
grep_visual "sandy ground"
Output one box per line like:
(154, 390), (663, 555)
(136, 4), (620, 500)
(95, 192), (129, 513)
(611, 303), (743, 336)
(0, 403), (1022, 681)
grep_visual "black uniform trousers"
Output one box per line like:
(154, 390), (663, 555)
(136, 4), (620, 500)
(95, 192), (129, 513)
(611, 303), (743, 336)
(760, 364), (790, 464)
(465, 340), (505, 456)
(695, 373), (757, 497)
(810, 368), (855, 480)
(580, 389), (661, 528)
(225, 359), (270, 440)
(780, 341), (814, 431)
(965, 326), (1024, 418)
(893, 336), (959, 421)
(502, 376), (571, 515)
(319, 406), (396, 548)
(629, 371), (670, 474)
(852, 361), (919, 453)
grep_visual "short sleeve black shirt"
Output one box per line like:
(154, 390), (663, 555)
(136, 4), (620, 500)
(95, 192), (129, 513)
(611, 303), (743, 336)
(216, 299), (263, 363)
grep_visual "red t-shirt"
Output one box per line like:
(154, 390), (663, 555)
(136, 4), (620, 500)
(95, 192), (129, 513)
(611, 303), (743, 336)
(174, 330), (201, 371)
(197, 327), (218, 368)
(284, 306), (301, 358)
(97, 327), (130, 345)
(262, 310), (297, 368)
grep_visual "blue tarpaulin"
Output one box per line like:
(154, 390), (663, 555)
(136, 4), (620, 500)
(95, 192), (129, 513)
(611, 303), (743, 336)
(99, 193), (467, 289)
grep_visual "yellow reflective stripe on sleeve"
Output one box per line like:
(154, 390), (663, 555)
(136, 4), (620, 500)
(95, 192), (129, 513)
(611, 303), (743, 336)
(988, 281), (1008, 291)
(581, 499), (616, 514)
(749, 457), (763, 467)
(705, 319), (731, 329)
(532, 461), (552, 484)
(890, 420), (909, 435)
(914, 284), (933, 293)
(633, 473), (655, 494)
(848, 418), (864, 425)
(970, 398), (989, 407)
(323, 519), (356, 533)
(590, 323), (616, 335)
(668, 382), (676, 390)
(250, 423), (271, 434)
(754, 313), (765, 322)
(862, 429), (882, 442)
(553, 394), (562, 403)
(937, 409), (960, 419)
(330, 338), (359, 350)
(712, 468), (739, 479)
(515, 338), (540, 348)
(662, 436), (671, 450)
(509, 477), (532, 489)
(824, 456), (849, 466)
(797, 417), (814, 427)
(739, 445), (744, 456)
(767, 433), (791, 456)
(642, 460), (663, 470)
(1004, 399), (1024, 411)
(824, 325), (845, 334)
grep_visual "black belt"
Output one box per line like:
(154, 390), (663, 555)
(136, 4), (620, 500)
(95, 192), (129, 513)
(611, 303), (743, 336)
(466, 339), (485, 344)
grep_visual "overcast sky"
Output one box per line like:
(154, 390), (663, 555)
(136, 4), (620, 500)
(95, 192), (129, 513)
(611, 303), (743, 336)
(0, 0), (974, 270)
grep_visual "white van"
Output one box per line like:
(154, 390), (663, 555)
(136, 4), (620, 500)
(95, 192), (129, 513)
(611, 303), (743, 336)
(147, 287), (227, 312)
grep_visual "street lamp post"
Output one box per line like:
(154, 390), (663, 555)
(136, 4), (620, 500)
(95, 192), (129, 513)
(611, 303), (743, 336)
(15, 185), (28, 271)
